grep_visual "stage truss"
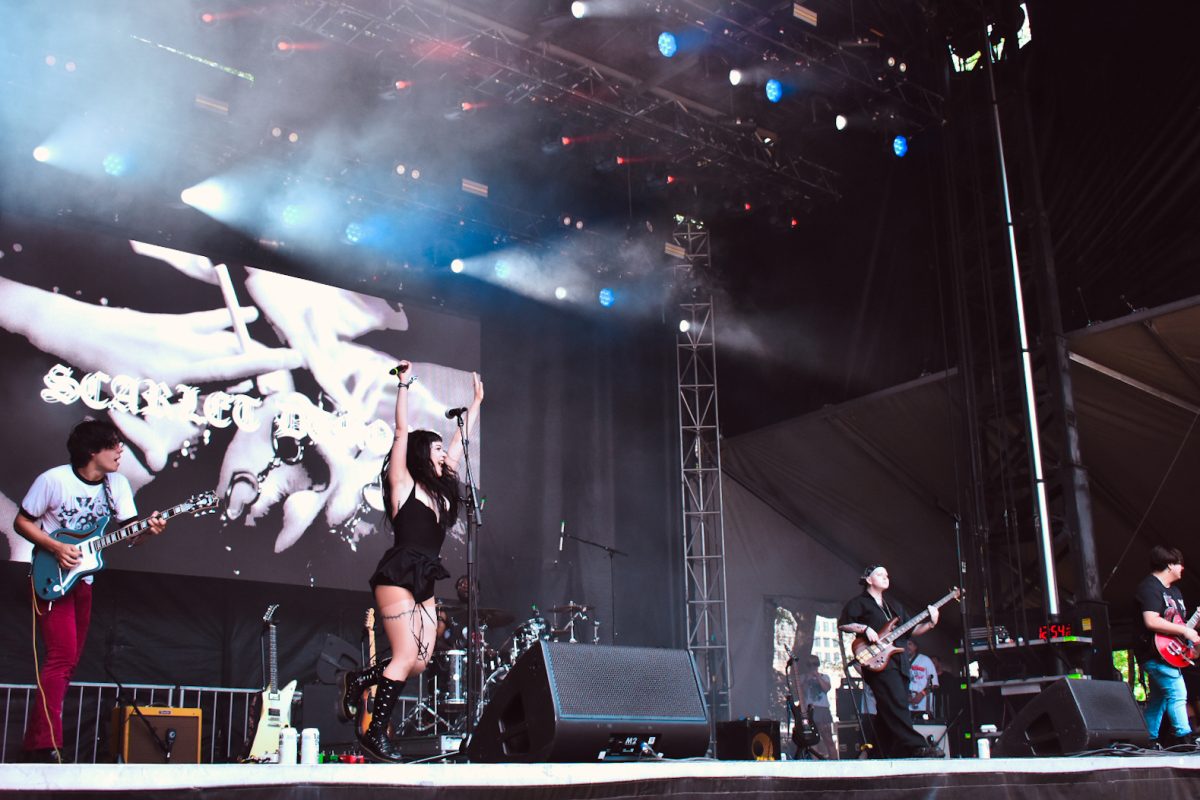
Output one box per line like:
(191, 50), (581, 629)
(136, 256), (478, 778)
(672, 218), (731, 732)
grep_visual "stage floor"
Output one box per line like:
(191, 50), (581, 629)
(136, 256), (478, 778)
(4, 755), (1200, 799)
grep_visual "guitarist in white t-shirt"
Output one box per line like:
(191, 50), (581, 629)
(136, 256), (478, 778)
(13, 419), (167, 763)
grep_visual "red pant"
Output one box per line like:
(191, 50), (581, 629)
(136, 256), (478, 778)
(23, 581), (92, 752)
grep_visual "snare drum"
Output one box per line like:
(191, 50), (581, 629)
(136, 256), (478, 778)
(438, 649), (467, 707)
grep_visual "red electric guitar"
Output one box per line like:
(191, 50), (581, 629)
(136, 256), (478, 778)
(1155, 606), (1200, 668)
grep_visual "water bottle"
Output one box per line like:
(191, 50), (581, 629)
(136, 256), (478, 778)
(300, 728), (320, 764)
(278, 727), (298, 765)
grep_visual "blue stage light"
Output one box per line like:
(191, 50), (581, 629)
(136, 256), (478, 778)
(764, 78), (783, 103)
(892, 135), (909, 157)
(599, 287), (615, 307)
(657, 32), (678, 58)
(102, 154), (127, 176)
(281, 205), (302, 226)
(344, 222), (364, 244)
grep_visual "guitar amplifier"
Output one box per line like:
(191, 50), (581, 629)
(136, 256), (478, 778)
(110, 706), (202, 764)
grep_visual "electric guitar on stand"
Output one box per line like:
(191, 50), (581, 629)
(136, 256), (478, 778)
(851, 587), (962, 672)
(246, 604), (298, 761)
(358, 608), (377, 736)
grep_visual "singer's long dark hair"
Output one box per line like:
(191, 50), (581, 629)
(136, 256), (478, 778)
(381, 430), (460, 530)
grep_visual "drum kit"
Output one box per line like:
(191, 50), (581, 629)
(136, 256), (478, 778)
(395, 599), (601, 736)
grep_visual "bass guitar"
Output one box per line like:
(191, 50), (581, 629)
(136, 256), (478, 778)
(31, 491), (218, 601)
(1155, 606), (1200, 668)
(246, 604), (298, 761)
(851, 587), (962, 672)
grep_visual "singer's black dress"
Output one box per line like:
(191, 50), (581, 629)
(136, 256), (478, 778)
(369, 485), (450, 602)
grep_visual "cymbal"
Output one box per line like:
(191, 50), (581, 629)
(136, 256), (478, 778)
(549, 603), (591, 613)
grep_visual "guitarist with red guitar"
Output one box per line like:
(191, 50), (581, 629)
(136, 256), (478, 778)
(839, 564), (947, 759)
(1135, 545), (1199, 747)
(14, 420), (170, 764)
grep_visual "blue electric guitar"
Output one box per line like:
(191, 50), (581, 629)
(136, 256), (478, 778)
(30, 491), (218, 601)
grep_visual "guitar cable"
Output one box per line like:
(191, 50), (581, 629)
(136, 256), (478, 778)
(29, 575), (64, 764)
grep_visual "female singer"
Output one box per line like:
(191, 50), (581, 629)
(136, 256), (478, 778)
(340, 361), (483, 762)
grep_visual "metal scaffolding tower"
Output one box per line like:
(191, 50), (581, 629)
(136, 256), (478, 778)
(672, 219), (731, 731)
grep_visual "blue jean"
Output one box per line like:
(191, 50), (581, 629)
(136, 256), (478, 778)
(1143, 658), (1190, 739)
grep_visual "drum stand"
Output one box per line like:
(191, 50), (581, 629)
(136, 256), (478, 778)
(398, 672), (454, 735)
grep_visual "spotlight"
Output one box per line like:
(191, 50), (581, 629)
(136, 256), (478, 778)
(571, 2), (586, 19)
(892, 135), (909, 158)
(679, 319), (691, 333)
(394, 79), (412, 91)
(835, 114), (848, 131)
(494, 260), (510, 279)
(180, 181), (227, 214)
(575, 220), (584, 230)
(287, 131), (300, 143)
(32, 145), (51, 163)
(395, 163), (406, 175)
(410, 168), (421, 180)
(555, 286), (568, 300)
(657, 32), (678, 58)
(598, 288), (615, 308)
(450, 258), (465, 273)
(344, 222), (365, 244)
(561, 136), (573, 147)
(898, 62), (908, 73)
(764, 78), (783, 103)
(729, 69), (743, 86)
(270, 126), (283, 138)
(886, 55), (897, 68)
(282, 205), (302, 226)
(562, 215), (572, 226)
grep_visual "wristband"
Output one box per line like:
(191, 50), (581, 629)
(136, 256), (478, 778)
(398, 376), (417, 388)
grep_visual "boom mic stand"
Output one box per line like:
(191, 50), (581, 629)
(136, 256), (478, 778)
(455, 412), (483, 738)
(104, 630), (175, 763)
(560, 531), (627, 643)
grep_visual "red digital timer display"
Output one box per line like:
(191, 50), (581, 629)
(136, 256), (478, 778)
(1038, 623), (1073, 640)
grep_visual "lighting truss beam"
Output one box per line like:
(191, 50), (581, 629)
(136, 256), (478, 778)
(281, 0), (841, 200)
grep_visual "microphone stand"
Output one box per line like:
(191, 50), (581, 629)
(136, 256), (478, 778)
(561, 531), (627, 643)
(104, 633), (174, 763)
(455, 412), (483, 736)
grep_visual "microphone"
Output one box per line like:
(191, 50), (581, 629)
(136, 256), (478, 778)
(558, 520), (565, 552)
(389, 363), (409, 377)
(444, 406), (468, 419)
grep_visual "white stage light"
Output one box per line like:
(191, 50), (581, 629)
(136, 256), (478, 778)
(32, 146), (52, 162)
(181, 182), (227, 214)
(571, 2), (586, 18)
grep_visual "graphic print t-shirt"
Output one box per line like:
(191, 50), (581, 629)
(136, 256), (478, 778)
(21, 464), (137, 583)
(1134, 573), (1187, 664)
(907, 653), (939, 712)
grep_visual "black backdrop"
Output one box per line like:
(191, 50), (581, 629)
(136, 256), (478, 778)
(0, 216), (680, 691)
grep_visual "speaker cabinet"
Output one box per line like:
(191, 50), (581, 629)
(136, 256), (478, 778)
(466, 641), (710, 762)
(110, 706), (202, 764)
(994, 678), (1150, 756)
(716, 719), (780, 761)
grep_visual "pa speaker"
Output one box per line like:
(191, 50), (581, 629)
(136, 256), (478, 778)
(994, 678), (1149, 756)
(466, 641), (709, 762)
(110, 706), (202, 764)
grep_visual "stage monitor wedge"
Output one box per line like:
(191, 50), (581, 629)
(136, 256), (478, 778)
(994, 678), (1150, 756)
(466, 641), (710, 762)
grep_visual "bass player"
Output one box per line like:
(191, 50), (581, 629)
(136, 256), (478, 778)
(839, 564), (942, 758)
(1135, 545), (1199, 746)
(14, 419), (168, 763)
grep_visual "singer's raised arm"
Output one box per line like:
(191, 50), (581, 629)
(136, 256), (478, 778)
(386, 359), (414, 513)
(445, 371), (483, 472)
